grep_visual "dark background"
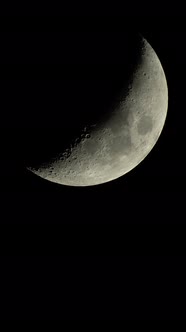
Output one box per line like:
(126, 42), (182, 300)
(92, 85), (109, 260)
(0, 15), (185, 319)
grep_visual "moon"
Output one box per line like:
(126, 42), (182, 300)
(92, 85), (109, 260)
(27, 34), (168, 186)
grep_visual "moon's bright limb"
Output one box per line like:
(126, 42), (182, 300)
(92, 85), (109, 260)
(27, 35), (168, 186)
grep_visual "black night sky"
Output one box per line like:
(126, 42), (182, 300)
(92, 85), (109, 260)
(0, 15), (185, 319)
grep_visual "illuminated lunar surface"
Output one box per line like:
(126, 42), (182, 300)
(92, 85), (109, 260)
(27, 35), (168, 186)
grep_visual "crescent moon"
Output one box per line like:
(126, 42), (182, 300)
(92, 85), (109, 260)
(27, 34), (168, 186)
